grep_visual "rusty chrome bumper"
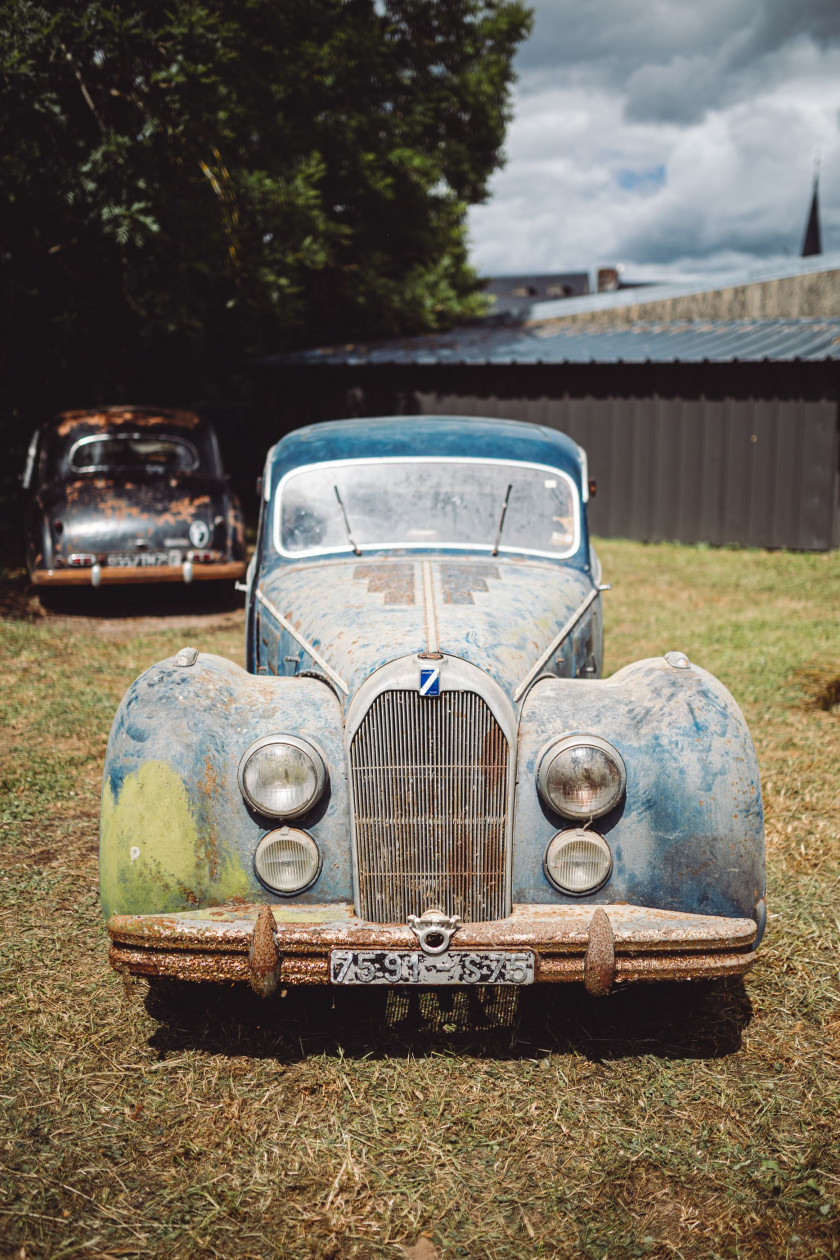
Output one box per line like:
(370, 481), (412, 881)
(32, 561), (246, 587)
(107, 902), (758, 997)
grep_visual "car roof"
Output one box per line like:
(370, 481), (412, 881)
(46, 407), (207, 442)
(268, 415), (584, 483)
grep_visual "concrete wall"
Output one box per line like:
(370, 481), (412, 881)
(531, 267), (840, 328)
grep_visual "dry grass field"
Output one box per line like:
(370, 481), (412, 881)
(1, 541), (838, 1260)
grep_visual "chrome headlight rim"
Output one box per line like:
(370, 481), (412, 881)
(537, 733), (626, 820)
(237, 733), (327, 819)
(253, 825), (322, 897)
(543, 827), (613, 896)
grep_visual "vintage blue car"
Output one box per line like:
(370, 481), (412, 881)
(102, 416), (765, 996)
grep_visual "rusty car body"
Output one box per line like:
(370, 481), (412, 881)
(101, 415), (765, 996)
(24, 406), (246, 589)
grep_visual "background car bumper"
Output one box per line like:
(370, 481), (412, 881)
(32, 561), (246, 586)
(107, 902), (758, 995)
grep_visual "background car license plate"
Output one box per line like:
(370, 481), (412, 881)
(107, 551), (174, 567)
(330, 949), (534, 986)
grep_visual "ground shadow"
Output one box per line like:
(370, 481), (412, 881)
(0, 568), (243, 620)
(145, 975), (752, 1064)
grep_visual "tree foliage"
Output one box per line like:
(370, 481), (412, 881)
(0, 0), (532, 421)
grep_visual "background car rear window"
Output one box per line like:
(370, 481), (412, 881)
(276, 459), (579, 558)
(69, 434), (198, 473)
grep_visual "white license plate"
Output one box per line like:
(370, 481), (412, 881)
(107, 551), (176, 567)
(330, 949), (534, 986)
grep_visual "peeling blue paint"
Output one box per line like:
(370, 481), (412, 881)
(513, 658), (765, 921)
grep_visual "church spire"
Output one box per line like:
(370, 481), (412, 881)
(801, 162), (822, 257)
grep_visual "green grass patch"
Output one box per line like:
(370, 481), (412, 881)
(1, 545), (838, 1260)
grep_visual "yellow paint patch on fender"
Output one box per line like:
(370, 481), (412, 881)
(100, 761), (249, 918)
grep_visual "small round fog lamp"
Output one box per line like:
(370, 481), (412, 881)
(254, 827), (321, 895)
(544, 829), (612, 895)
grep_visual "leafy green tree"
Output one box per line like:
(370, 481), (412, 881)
(0, 0), (532, 433)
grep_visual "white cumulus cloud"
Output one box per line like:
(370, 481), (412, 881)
(469, 0), (840, 280)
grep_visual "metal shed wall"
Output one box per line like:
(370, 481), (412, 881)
(255, 362), (840, 550)
(415, 391), (838, 550)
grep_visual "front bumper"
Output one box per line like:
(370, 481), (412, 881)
(32, 560), (246, 587)
(108, 902), (758, 996)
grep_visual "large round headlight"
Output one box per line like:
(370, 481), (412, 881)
(544, 829), (612, 895)
(238, 735), (326, 818)
(254, 827), (321, 894)
(537, 735), (626, 819)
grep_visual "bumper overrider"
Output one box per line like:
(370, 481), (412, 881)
(107, 902), (759, 998)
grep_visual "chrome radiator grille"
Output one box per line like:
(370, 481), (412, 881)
(351, 689), (509, 923)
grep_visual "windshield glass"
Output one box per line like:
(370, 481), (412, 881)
(69, 434), (198, 473)
(275, 459), (579, 558)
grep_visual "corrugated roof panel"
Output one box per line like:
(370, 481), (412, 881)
(265, 318), (840, 368)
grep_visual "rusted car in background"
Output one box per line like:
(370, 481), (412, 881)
(101, 415), (765, 997)
(23, 406), (246, 590)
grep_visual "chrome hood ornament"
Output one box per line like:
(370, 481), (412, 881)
(408, 908), (462, 955)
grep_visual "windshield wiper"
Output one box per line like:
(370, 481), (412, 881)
(334, 485), (362, 556)
(491, 484), (512, 556)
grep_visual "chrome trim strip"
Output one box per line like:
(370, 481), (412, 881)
(421, 560), (439, 654)
(513, 587), (600, 703)
(256, 589), (349, 694)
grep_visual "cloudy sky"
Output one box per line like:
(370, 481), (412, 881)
(468, 0), (840, 281)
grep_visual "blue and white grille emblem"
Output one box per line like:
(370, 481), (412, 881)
(419, 668), (440, 697)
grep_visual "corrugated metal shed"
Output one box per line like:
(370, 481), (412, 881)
(256, 303), (840, 550)
(267, 318), (840, 368)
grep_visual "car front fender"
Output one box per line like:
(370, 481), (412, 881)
(513, 657), (765, 924)
(100, 652), (351, 918)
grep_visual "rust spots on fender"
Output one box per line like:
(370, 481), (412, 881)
(197, 756), (221, 880)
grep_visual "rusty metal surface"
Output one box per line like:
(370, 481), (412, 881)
(351, 688), (509, 923)
(110, 923), (756, 988)
(353, 563), (416, 605)
(248, 905), (281, 996)
(108, 902), (760, 957)
(54, 407), (202, 437)
(33, 561), (245, 586)
(584, 907), (616, 996)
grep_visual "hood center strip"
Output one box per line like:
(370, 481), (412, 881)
(256, 588), (350, 694)
(421, 561), (439, 655)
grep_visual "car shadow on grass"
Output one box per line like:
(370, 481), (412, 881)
(0, 567), (244, 620)
(35, 581), (244, 618)
(144, 975), (752, 1063)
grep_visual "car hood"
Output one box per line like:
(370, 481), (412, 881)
(257, 555), (595, 705)
(41, 474), (226, 551)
